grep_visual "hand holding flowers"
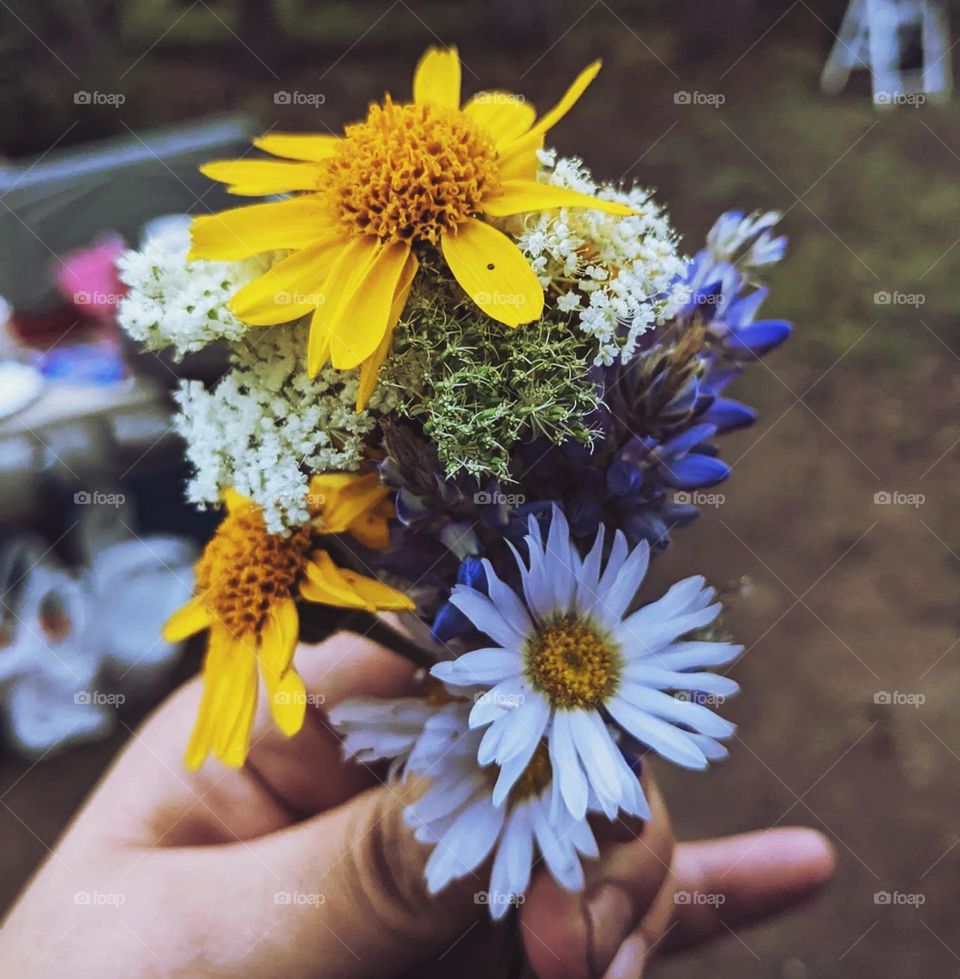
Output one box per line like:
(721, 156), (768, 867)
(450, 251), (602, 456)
(115, 45), (795, 924)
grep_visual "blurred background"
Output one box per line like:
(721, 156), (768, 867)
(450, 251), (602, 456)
(1, 1), (958, 976)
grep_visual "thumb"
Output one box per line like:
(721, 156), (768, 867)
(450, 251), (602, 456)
(242, 775), (498, 979)
(520, 768), (675, 979)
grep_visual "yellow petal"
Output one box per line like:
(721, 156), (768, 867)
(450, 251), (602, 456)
(498, 139), (543, 182)
(337, 568), (416, 611)
(496, 60), (601, 172)
(185, 628), (256, 770)
(356, 248), (419, 411)
(216, 638), (259, 767)
(463, 92), (536, 146)
(258, 598), (306, 737)
(322, 241), (413, 372)
(185, 630), (230, 769)
(260, 596), (299, 676)
(163, 595), (211, 643)
(483, 180), (635, 218)
(412, 46), (461, 108)
(223, 487), (254, 513)
(345, 511), (391, 551)
(309, 472), (390, 535)
(253, 132), (342, 162)
(299, 550), (376, 610)
(200, 159), (325, 196)
(305, 236), (380, 375)
(189, 198), (337, 262)
(440, 218), (544, 327)
(230, 239), (346, 326)
(509, 59), (601, 152)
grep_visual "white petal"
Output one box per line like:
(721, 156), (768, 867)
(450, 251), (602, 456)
(567, 709), (625, 809)
(478, 713), (514, 765)
(449, 587), (526, 648)
(596, 529), (629, 597)
(606, 695), (709, 770)
(545, 505), (577, 610)
(482, 558), (533, 637)
(492, 705), (550, 806)
(492, 695), (550, 763)
(549, 710), (589, 820)
(408, 775), (478, 824)
(576, 523), (606, 606)
(531, 798), (584, 891)
(617, 685), (735, 738)
(595, 539), (650, 626)
(431, 647), (522, 686)
(425, 793), (505, 894)
(620, 664), (740, 697)
(643, 642), (743, 670)
(688, 732), (731, 760)
(488, 805), (534, 917)
(616, 603), (722, 655)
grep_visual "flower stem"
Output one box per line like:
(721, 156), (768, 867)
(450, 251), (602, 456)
(297, 603), (436, 671)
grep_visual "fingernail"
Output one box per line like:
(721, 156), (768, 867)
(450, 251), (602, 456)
(602, 933), (648, 979)
(587, 883), (636, 975)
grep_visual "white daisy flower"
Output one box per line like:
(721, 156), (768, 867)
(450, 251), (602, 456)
(430, 505), (741, 822)
(331, 696), (607, 919)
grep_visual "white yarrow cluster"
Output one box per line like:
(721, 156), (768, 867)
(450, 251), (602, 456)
(517, 149), (688, 365)
(174, 325), (390, 533)
(116, 221), (273, 358)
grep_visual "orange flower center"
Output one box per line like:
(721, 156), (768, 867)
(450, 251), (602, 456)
(525, 616), (621, 708)
(325, 97), (501, 246)
(196, 504), (312, 638)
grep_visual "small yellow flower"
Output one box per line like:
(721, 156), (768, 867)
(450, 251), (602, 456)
(165, 474), (413, 769)
(190, 47), (632, 407)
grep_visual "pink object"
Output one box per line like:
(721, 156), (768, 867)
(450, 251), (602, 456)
(55, 235), (128, 322)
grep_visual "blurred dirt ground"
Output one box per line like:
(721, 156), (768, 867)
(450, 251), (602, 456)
(2, 2), (960, 976)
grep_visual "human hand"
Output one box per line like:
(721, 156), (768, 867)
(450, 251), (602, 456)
(0, 631), (834, 978)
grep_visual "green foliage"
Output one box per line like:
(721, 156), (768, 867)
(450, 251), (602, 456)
(382, 271), (601, 482)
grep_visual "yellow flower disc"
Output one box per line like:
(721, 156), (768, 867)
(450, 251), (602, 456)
(326, 96), (501, 246)
(525, 616), (622, 708)
(196, 504), (312, 638)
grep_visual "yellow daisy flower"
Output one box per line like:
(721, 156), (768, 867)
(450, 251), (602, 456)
(190, 46), (633, 406)
(164, 473), (413, 769)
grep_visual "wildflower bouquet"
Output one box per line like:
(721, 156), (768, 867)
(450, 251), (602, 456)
(118, 48), (790, 913)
